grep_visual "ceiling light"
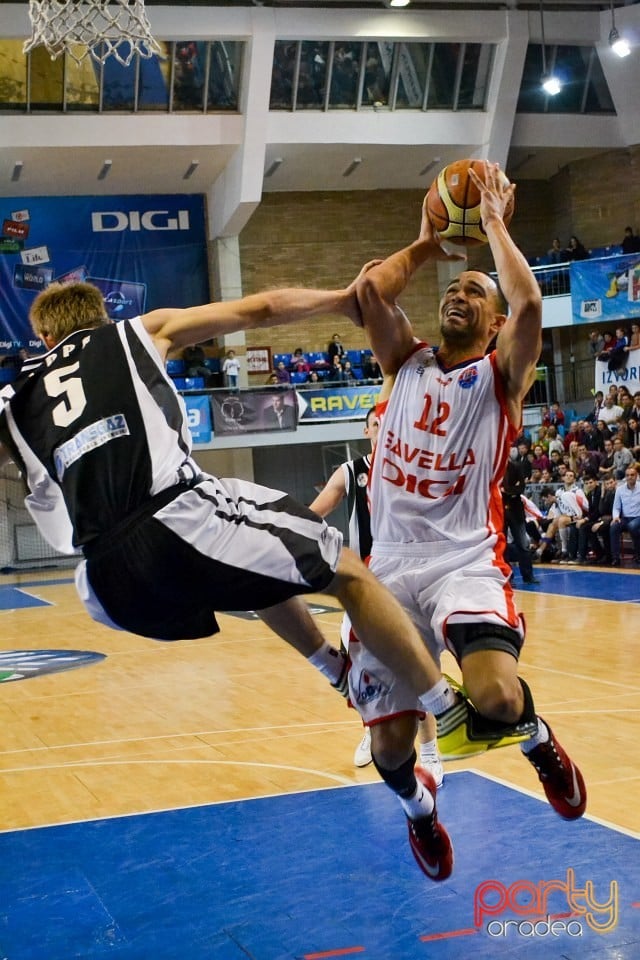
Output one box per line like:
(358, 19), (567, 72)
(183, 161), (199, 180)
(542, 74), (561, 95)
(419, 157), (441, 177)
(343, 158), (362, 177)
(97, 160), (112, 181)
(265, 158), (283, 178)
(609, 29), (630, 57)
(389, 0), (411, 7)
(11, 161), (23, 182)
(539, 1), (561, 96)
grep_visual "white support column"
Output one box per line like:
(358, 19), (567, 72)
(211, 235), (249, 387)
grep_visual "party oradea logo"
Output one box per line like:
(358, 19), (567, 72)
(0, 649), (106, 682)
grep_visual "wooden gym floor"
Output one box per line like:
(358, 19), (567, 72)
(0, 562), (638, 958)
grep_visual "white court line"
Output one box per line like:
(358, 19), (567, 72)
(520, 659), (640, 692)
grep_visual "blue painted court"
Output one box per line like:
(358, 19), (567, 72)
(0, 771), (637, 960)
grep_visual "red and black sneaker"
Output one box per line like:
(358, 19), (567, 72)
(525, 726), (587, 819)
(406, 767), (454, 881)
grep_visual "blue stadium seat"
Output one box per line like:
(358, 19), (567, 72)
(273, 353), (292, 368)
(352, 367), (364, 380)
(172, 377), (187, 389)
(308, 351), (328, 367)
(183, 376), (205, 389)
(346, 350), (362, 366)
(166, 359), (186, 376)
(290, 371), (308, 384)
(204, 357), (220, 373)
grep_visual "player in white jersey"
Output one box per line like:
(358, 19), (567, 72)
(0, 276), (513, 881)
(350, 162), (586, 874)
(310, 407), (444, 783)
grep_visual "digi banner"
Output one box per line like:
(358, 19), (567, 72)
(210, 388), (298, 437)
(297, 384), (381, 421)
(184, 394), (213, 444)
(571, 253), (640, 325)
(0, 195), (209, 353)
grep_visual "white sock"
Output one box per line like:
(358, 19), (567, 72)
(520, 717), (550, 754)
(419, 738), (439, 765)
(307, 641), (344, 685)
(399, 779), (435, 819)
(418, 678), (456, 716)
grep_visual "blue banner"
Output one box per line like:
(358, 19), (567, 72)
(571, 253), (640, 325)
(0, 195), (209, 352)
(184, 394), (213, 444)
(297, 384), (381, 421)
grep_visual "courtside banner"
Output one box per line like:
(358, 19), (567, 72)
(184, 394), (213, 444)
(297, 384), (381, 422)
(210, 388), (298, 436)
(0, 195), (209, 352)
(571, 253), (640, 325)
(594, 358), (640, 394)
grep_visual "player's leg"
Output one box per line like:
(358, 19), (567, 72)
(417, 714), (444, 788)
(455, 631), (586, 820)
(257, 597), (348, 695)
(370, 714), (452, 880)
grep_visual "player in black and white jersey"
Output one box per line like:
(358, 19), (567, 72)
(310, 406), (444, 785)
(0, 278), (504, 879)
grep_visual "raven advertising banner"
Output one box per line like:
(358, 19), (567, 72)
(0, 194), (209, 353)
(571, 253), (640, 325)
(297, 384), (381, 422)
(210, 388), (298, 437)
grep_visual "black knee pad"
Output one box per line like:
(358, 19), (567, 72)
(518, 677), (537, 725)
(447, 622), (523, 661)
(372, 749), (417, 799)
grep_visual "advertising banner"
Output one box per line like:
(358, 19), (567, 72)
(594, 358), (640, 395)
(297, 384), (381, 422)
(571, 253), (640, 325)
(210, 388), (298, 437)
(184, 394), (213, 444)
(0, 195), (209, 352)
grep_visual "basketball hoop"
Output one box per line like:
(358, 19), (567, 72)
(23, 0), (164, 66)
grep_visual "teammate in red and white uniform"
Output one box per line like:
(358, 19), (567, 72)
(351, 161), (586, 874)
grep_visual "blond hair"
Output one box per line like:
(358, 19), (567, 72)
(30, 282), (108, 344)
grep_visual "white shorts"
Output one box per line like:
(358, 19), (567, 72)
(348, 538), (525, 724)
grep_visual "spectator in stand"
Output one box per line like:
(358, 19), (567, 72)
(183, 343), (211, 384)
(592, 476), (617, 564)
(329, 354), (345, 382)
(543, 401), (565, 432)
(598, 438), (615, 480)
(624, 323), (640, 355)
(596, 331), (615, 361)
(222, 349), (241, 389)
(607, 327), (630, 372)
(585, 391), (604, 424)
(539, 468), (553, 485)
(546, 425), (565, 458)
(619, 392), (635, 422)
(565, 235), (589, 261)
(547, 238), (565, 264)
(621, 226), (640, 255)
(548, 448), (564, 480)
(595, 418), (613, 449)
(290, 348), (311, 374)
(529, 467), (543, 484)
(575, 476), (603, 563)
(531, 444), (550, 472)
(599, 395), (624, 430)
(610, 466), (640, 566)
(274, 360), (291, 384)
(327, 333), (345, 364)
(612, 435), (635, 480)
(362, 353), (382, 380)
(574, 443), (601, 480)
(631, 392), (640, 421)
(582, 419), (603, 452)
(563, 420), (582, 451)
(302, 370), (321, 388)
(341, 359), (358, 382)
(265, 373), (280, 385)
(588, 331), (605, 359)
(622, 416), (640, 458)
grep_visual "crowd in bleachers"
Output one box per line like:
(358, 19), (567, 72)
(508, 388), (640, 574)
(268, 346), (382, 387)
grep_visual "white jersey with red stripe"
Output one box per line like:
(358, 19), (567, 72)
(369, 343), (517, 550)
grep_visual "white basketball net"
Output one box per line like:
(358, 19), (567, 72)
(23, 0), (163, 66)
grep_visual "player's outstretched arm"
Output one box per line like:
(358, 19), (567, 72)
(470, 162), (542, 405)
(309, 465), (347, 518)
(356, 199), (465, 375)
(143, 284), (362, 358)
